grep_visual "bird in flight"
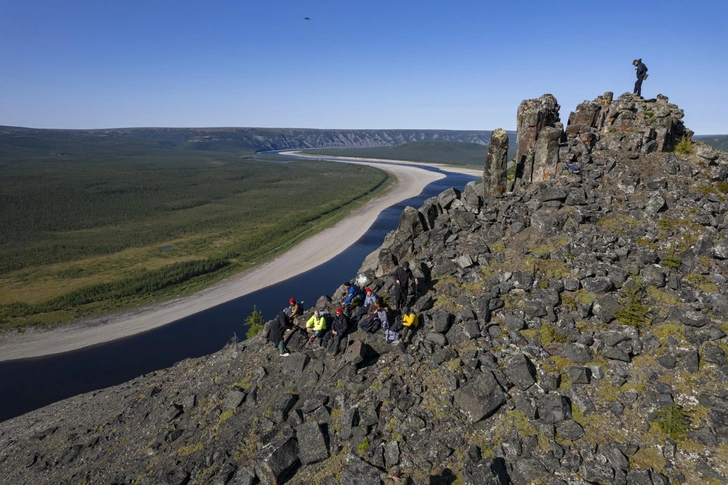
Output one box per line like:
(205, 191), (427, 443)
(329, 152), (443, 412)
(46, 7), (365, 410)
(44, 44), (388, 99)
(304, 17), (311, 20)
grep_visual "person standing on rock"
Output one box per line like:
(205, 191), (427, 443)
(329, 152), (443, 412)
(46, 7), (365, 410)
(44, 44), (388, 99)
(269, 310), (291, 357)
(633, 58), (648, 98)
(322, 307), (349, 355)
(392, 261), (418, 311)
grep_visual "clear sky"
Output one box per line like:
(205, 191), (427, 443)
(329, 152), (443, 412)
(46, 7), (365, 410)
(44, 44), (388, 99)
(2, 0), (726, 134)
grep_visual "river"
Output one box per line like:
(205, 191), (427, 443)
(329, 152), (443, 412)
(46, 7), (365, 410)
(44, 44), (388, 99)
(0, 159), (476, 423)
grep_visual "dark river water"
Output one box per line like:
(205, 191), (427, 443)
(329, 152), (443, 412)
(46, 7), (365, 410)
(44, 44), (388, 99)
(0, 157), (477, 423)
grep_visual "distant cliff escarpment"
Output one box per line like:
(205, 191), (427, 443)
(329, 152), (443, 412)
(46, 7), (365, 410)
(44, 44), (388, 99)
(2, 93), (728, 485)
(0, 126), (494, 154)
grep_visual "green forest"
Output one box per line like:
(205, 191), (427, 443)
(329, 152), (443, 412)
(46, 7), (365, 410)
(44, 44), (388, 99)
(302, 140), (517, 167)
(695, 134), (728, 152)
(0, 132), (391, 330)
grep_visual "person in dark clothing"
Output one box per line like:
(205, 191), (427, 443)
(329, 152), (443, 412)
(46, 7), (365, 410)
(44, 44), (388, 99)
(269, 311), (290, 356)
(392, 261), (418, 310)
(322, 308), (349, 355)
(358, 297), (382, 333)
(633, 58), (648, 97)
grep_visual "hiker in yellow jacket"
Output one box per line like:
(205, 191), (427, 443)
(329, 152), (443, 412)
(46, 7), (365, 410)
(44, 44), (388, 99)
(306, 310), (327, 345)
(399, 307), (418, 344)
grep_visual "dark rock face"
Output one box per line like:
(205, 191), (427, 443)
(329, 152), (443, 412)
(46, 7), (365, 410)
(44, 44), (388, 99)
(2, 92), (728, 485)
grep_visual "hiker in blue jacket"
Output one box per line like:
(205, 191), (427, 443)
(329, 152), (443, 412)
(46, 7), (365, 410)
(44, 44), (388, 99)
(342, 282), (364, 305)
(633, 58), (648, 97)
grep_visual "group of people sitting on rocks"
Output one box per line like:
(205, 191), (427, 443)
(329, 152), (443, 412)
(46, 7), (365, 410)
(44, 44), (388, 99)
(264, 261), (421, 358)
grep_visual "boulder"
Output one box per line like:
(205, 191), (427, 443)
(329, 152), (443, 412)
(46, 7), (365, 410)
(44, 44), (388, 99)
(437, 188), (461, 210)
(426, 332), (448, 347)
(339, 455), (381, 485)
(555, 420), (584, 441)
(556, 343), (593, 364)
(343, 340), (366, 365)
(398, 206), (426, 238)
(593, 294), (621, 323)
(530, 209), (565, 236)
(537, 394), (572, 423)
(255, 437), (300, 485)
(454, 371), (506, 423)
(282, 353), (310, 378)
(503, 353), (537, 390)
(223, 389), (246, 411)
(296, 422), (329, 465)
(564, 367), (590, 385)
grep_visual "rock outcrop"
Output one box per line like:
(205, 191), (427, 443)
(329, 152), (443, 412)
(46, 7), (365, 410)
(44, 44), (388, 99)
(510, 92), (692, 189)
(1, 93), (727, 485)
(484, 128), (510, 195)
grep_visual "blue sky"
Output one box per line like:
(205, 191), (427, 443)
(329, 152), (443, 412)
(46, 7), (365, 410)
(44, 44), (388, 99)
(2, 0), (726, 134)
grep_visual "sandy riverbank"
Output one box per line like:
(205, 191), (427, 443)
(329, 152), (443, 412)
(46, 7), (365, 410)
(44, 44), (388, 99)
(0, 156), (480, 361)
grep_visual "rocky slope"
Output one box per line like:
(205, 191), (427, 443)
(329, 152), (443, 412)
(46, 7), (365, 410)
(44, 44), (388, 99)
(1, 92), (728, 485)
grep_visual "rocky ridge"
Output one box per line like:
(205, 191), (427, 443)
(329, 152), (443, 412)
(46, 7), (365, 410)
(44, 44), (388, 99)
(1, 92), (728, 485)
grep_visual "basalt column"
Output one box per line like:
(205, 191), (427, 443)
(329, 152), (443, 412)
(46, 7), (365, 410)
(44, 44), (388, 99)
(483, 128), (509, 195)
(515, 94), (562, 183)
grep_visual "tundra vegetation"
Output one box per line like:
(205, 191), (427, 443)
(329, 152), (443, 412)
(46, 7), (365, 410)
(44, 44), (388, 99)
(0, 132), (392, 330)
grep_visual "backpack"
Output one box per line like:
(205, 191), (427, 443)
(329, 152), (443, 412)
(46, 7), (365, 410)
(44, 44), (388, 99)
(359, 314), (380, 334)
(384, 328), (400, 342)
(378, 309), (389, 329)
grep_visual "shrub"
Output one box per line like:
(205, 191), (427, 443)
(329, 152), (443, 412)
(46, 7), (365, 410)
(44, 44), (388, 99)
(674, 136), (693, 155)
(245, 305), (265, 338)
(507, 163), (517, 181)
(357, 438), (370, 456)
(661, 255), (682, 270)
(615, 286), (649, 328)
(654, 404), (690, 440)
